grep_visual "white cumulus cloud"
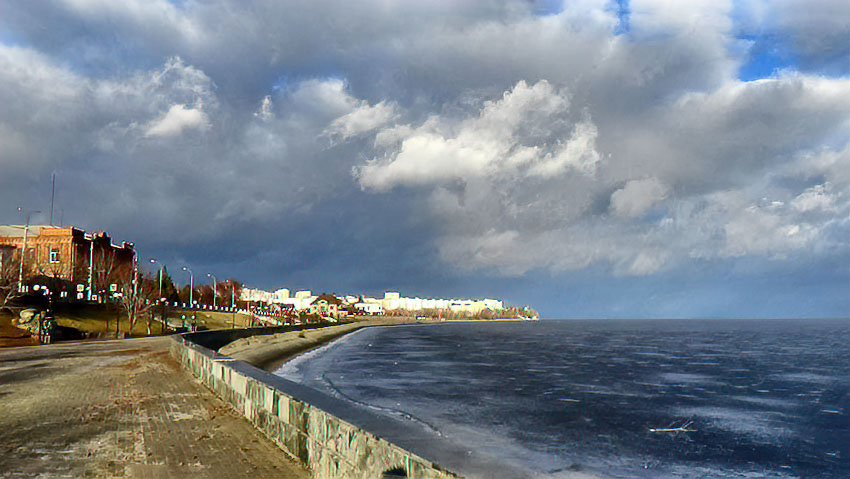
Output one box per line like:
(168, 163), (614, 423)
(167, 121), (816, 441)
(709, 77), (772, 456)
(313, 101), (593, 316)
(610, 177), (669, 218)
(325, 101), (397, 140)
(144, 103), (210, 138)
(356, 80), (599, 191)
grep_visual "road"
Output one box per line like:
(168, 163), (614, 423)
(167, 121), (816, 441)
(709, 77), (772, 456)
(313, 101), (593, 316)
(0, 336), (309, 478)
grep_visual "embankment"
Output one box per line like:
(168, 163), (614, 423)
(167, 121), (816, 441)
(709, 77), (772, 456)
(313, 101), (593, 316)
(171, 321), (463, 479)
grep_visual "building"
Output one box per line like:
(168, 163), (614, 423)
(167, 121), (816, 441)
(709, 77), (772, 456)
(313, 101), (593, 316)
(376, 291), (504, 315)
(273, 288), (290, 302)
(234, 286), (507, 317)
(353, 302), (384, 315)
(309, 294), (343, 318)
(241, 287), (274, 304)
(0, 225), (135, 294)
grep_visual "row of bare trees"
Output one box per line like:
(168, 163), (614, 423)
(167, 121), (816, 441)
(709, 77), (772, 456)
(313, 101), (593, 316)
(1, 245), (242, 333)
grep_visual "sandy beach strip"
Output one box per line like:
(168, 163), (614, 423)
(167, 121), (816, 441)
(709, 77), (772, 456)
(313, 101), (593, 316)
(218, 318), (424, 370)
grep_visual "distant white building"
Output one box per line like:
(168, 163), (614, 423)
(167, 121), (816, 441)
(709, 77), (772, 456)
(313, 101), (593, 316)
(238, 288), (315, 311)
(240, 287), (274, 304)
(272, 288), (290, 302)
(354, 302), (384, 315)
(241, 287), (504, 315)
(379, 292), (503, 314)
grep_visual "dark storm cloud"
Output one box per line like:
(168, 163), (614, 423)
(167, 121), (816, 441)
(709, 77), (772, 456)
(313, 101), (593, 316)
(0, 0), (847, 316)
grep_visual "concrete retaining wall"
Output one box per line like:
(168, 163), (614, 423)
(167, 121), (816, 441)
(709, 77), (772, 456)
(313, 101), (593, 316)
(171, 330), (462, 479)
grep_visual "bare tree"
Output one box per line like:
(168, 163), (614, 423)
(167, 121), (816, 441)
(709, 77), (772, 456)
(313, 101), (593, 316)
(0, 249), (32, 307)
(118, 270), (157, 335)
(198, 284), (214, 305)
(220, 279), (242, 307)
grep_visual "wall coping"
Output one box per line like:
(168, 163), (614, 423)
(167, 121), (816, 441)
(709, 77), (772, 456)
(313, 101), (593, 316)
(171, 326), (474, 478)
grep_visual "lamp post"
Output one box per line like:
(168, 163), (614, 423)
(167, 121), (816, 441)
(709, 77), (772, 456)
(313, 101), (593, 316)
(17, 208), (40, 292)
(207, 273), (217, 309)
(151, 259), (164, 330)
(130, 251), (138, 331)
(182, 266), (193, 308)
(150, 259), (163, 301)
(231, 286), (236, 328)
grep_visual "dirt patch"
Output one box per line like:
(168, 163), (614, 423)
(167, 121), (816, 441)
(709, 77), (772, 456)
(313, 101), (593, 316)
(0, 312), (37, 348)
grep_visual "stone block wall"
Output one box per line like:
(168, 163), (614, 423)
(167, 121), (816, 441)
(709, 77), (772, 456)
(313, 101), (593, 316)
(171, 334), (462, 479)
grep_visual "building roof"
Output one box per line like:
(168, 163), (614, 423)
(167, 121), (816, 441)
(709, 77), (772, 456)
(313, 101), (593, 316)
(0, 225), (69, 237)
(311, 293), (342, 305)
(0, 225), (133, 251)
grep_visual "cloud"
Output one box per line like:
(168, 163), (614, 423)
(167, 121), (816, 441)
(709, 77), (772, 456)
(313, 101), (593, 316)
(144, 104), (210, 137)
(527, 119), (600, 178)
(610, 177), (669, 218)
(792, 183), (837, 213)
(325, 101), (397, 140)
(630, 0), (733, 36)
(355, 72), (849, 276)
(254, 95), (274, 122)
(0, 0), (848, 316)
(356, 80), (599, 191)
(619, 250), (668, 276)
(718, 195), (816, 259)
(737, 0), (850, 74)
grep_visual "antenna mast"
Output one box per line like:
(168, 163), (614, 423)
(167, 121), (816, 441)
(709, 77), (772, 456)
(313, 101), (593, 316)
(50, 173), (56, 225)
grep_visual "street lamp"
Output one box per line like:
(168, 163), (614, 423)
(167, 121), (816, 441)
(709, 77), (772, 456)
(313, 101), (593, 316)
(182, 266), (193, 308)
(207, 273), (217, 309)
(151, 259), (165, 331)
(150, 259), (163, 301)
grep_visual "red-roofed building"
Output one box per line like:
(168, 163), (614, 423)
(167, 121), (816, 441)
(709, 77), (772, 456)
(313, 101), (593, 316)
(308, 293), (343, 318)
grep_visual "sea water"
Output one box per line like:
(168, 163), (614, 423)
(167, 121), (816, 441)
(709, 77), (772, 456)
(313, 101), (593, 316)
(275, 319), (849, 478)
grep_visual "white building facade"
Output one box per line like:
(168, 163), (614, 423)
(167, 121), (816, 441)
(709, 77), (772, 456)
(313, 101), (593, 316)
(240, 287), (505, 316)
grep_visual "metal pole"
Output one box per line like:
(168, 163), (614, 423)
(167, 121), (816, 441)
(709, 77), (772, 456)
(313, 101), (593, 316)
(88, 236), (94, 300)
(17, 220), (29, 292)
(50, 173), (55, 226)
(132, 256), (138, 330)
(183, 266), (193, 308)
(150, 259), (164, 328)
(150, 260), (162, 300)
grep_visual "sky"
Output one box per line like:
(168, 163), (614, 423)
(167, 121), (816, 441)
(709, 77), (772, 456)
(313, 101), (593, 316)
(0, 0), (848, 319)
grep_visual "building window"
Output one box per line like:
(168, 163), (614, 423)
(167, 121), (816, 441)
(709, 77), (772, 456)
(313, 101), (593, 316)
(50, 248), (60, 264)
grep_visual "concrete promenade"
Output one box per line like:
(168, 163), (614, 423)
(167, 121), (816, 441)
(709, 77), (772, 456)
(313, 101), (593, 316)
(0, 337), (308, 478)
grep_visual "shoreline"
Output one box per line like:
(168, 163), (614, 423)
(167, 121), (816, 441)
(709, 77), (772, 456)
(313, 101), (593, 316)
(219, 316), (536, 371)
(219, 318), (422, 370)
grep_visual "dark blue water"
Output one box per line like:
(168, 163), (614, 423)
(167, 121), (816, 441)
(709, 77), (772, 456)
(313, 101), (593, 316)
(275, 319), (850, 478)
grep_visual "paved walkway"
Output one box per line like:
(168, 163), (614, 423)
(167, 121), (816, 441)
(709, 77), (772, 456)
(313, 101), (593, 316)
(0, 337), (309, 478)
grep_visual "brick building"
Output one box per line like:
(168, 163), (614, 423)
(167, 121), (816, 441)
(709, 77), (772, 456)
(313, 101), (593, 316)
(0, 225), (134, 294)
